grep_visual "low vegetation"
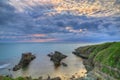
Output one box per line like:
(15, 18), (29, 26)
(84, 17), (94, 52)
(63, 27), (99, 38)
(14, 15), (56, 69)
(74, 42), (120, 80)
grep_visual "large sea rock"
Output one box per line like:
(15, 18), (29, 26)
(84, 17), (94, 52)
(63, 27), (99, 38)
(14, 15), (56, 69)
(13, 52), (36, 71)
(48, 51), (67, 67)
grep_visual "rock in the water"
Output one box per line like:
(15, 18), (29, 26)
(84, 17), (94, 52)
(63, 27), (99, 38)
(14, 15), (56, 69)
(48, 51), (67, 67)
(61, 62), (68, 67)
(47, 75), (61, 80)
(50, 77), (61, 80)
(13, 52), (36, 71)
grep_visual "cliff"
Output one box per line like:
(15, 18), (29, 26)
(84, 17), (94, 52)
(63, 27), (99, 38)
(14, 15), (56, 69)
(73, 42), (120, 80)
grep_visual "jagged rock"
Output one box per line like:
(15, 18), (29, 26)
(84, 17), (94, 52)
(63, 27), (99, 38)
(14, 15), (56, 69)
(48, 51), (67, 67)
(38, 76), (43, 80)
(47, 75), (61, 80)
(61, 62), (68, 67)
(50, 77), (61, 80)
(13, 52), (36, 71)
(72, 52), (88, 59)
(72, 42), (120, 80)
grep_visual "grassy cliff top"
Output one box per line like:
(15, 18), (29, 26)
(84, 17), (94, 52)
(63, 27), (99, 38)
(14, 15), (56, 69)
(76, 42), (120, 69)
(75, 42), (120, 79)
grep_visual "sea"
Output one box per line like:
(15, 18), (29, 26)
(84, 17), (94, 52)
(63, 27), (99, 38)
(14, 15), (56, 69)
(0, 42), (93, 79)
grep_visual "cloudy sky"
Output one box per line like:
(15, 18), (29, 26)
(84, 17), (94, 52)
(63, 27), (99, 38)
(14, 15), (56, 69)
(0, 0), (120, 43)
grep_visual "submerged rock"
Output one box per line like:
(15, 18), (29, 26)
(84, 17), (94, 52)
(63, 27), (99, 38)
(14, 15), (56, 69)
(13, 52), (36, 71)
(48, 51), (67, 67)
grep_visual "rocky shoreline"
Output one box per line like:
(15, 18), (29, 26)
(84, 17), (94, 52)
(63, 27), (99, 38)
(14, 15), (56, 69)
(0, 75), (61, 80)
(3, 51), (86, 80)
(1, 42), (119, 80)
(73, 42), (120, 80)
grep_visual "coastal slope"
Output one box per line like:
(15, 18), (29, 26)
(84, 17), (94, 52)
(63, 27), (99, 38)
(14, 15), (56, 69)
(73, 42), (120, 80)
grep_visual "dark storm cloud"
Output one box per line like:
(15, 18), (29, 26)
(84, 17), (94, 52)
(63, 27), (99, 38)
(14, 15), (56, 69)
(0, 0), (120, 42)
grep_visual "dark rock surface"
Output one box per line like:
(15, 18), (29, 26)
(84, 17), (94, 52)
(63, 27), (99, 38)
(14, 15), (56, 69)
(47, 76), (61, 80)
(61, 62), (68, 67)
(13, 52), (36, 71)
(48, 51), (67, 67)
(72, 51), (88, 59)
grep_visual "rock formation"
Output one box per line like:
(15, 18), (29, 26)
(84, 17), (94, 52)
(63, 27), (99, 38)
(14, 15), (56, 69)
(73, 42), (120, 80)
(61, 62), (68, 67)
(13, 52), (36, 71)
(48, 51), (67, 67)
(0, 75), (61, 80)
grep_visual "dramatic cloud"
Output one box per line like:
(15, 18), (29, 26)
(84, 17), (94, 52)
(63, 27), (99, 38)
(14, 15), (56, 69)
(0, 0), (120, 43)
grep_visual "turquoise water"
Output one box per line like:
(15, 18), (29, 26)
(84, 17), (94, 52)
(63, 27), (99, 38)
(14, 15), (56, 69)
(0, 43), (92, 79)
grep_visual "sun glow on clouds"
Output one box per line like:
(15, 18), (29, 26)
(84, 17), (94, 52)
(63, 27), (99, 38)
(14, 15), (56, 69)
(30, 34), (46, 37)
(19, 38), (58, 42)
(53, 0), (120, 17)
(0, 0), (120, 43)
(0, 33), (57, 42)
(65, 27), (86, 33)
(9, 0), (120, 16)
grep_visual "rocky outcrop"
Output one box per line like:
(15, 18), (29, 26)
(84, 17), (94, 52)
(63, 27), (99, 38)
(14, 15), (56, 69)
(72, 51), (88, 59)
(48, 51), (67, 67)
(13, 52), (36, 71)
(0, 75), (61, 80)
(73, 42), (120, 80)
(61, 62), (68, 67)
(47, 76), (61, 80)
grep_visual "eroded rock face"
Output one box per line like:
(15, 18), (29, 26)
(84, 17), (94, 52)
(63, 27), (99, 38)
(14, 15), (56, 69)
(50, 77), (61, 80)
(48, 51), (67, 67)
(61, 62), (68, 67)
(73, 42), (120, 80)
(47, 76), (61, 80)
(13, 52), (36, 71)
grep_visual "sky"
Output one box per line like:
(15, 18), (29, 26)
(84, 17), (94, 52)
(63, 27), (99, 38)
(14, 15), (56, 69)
(0, 0), (120, 43)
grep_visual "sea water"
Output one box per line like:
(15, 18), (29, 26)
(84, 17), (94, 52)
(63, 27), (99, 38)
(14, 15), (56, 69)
(0, 42), (92, 79)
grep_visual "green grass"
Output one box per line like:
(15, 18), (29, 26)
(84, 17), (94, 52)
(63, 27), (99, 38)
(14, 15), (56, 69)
(89, 42), (114, 59)
(94, 42), (120, 69)
(76, 42), (120, 79)
(0, 76), (28, 80)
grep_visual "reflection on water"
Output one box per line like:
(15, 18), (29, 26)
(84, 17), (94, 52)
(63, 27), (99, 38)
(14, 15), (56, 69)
(12, 54), (87, 79)
(0, 43), (90, 79)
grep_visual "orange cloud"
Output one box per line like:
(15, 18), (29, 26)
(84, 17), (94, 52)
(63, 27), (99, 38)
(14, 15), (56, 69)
(19, 38), (58, 42)
(10, 0), (119, 16)
(30, 34), (46, 37)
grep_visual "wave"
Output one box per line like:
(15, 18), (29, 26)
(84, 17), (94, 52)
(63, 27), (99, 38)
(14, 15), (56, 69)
(0, 63), (10, 69)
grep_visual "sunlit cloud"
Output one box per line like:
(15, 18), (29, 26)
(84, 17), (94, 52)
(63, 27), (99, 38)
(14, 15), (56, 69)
(28, 34), (46, 37)
(65, 27), (86, 33)
(19, 38), (58, 42)
(9, 0), (120, 16)
(0, 0), (120, 43)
